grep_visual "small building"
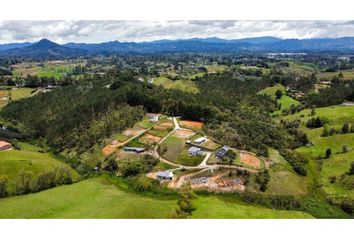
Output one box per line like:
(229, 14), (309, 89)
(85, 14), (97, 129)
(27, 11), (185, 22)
(0, 141), (12, 151)
(111, 140), (119, 145)
(216, 146), (229, 159)
(193, 136), (207, 145)
(149, 115), (159, 122)
(123, 147), (145, 153)
(156, 171), (173, 181)
(188, 146), (203, 156)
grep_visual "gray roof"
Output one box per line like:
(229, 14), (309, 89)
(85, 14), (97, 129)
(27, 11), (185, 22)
(156, 171), (173, 178)
(124, 147), (145, 152)
(188, 146), (201, 153)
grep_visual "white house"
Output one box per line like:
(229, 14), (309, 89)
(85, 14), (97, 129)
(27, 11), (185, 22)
(156, 171), (174, 181)
(193, 136), (207, 145)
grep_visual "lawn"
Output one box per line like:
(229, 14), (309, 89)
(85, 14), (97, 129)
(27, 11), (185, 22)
(280, 105), (354, 199)
(12, 61), (86, 80)
(0, 147), (79, 182)
(258, 84), (300, 114)
(192, 195), (313, 219)
(0, 87), (37, 108)
(153, 76), (199, 93)
(159, 135), (184, 163)
(0, 177), (314, 219)
(281, 61), (318, 76)
(264, 148), (308, 196)
(316, 69), (354, 81)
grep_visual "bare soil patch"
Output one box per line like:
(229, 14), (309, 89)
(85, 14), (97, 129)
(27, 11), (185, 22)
(172, 129), (196, 139)
(180, 120), (203, 129)
(123, 126), (145, 137)
(153, 121), (173, 130)
(240, 152), (261, 168)
(140, 133), (161, 144)
(102, 145), (117, 156)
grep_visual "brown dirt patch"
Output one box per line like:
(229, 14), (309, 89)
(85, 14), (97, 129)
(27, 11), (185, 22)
(123, 127), (145, 137)
(180, 120), (203, 129)
(140, 133), (161, 144)
(172, 129), (196, 139)
(0, 91), (8, 97)
(102, 144), (117, 156)
(153, 121), (173, 130)
(240, 152), (261, 168)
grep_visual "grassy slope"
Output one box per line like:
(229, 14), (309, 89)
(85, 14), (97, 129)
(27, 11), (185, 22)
(0, 87), (37, 108)
(265, 148), (308, 196)
(0, 145), (78, 181)
(0, 177), (313, 219)
(282, 105), (354, 199)
(258, 84), (300, 114)
(316, 69), (354, 81)
(153, 76), (199, 93)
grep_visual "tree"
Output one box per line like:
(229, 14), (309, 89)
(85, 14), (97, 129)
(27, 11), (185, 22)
(348, 162), (354, 175)
(16, 170), (34, 194)
(310, 108), (316, 116)
(325, 148), (332, 158)
(255, 169), (270, 192)
(342, 123), (349, 133)
(275, 89), (283, 99)
(103, 157), (118, 172)
(0, 176), (9, 198)
(174, 182), (197, 218)
(342, 145), (348, 153)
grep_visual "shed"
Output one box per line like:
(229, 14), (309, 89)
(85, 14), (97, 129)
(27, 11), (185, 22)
(156, 171), (173, 181)
(123, 147), (145, 153)
(0, 141), (12, 151)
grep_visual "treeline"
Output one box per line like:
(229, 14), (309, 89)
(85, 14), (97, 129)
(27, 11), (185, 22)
(1, 69), (289, 160)
(0, 166), (75, 198)
(305, 81), (354, 108)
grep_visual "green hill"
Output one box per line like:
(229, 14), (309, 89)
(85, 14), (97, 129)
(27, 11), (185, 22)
(0, 177), (313, 218)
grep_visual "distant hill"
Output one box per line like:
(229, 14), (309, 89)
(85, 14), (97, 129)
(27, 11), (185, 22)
(1, 37), (353, 58)
(0, 42), (32, 51)
(0, 39), (87, 58)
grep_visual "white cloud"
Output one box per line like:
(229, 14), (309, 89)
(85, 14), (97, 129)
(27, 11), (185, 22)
(0, 20), (353, 44)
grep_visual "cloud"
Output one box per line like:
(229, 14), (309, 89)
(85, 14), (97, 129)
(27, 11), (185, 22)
(0, 20), (353, 44)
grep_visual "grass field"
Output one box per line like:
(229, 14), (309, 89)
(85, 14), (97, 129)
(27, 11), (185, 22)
(0, 177), (313, 218)
(265, 149), (308, 196)
(316, 69), (354, 81)
(153, 76), (199, 93)
(0, 87), (37, 108)
(160, 135), (184, 163)
(281, 105), (354, 199)
(12, 61), (85, 80)
(0, 147), (79, 182)
(281, 61), (318, 76)
(192, 195), (313, 218)
(258, 84), (300, 114)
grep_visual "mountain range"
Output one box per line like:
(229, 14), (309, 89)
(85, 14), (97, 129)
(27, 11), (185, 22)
(0, 37), (353, 58)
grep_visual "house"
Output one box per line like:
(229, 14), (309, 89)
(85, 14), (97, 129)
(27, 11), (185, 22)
(216, 146), (229, 159)
(156, 171), (173, 181)
(111, 140), (119, 145)
(0, 141), (12, 151)
(188, 146), (204, 156)
(149, 114), (159, 122)
(193, 136), (207, 145)
(123, 147), (145, 153)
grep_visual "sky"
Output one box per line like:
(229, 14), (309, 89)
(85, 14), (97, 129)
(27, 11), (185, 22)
(0, 20), (353, 44)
